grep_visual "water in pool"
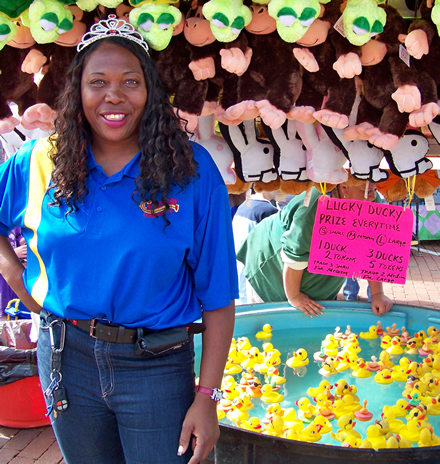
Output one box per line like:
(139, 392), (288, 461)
(199, 326), (440, 447)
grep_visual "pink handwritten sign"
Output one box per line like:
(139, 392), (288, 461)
(308, 197), (414, 284)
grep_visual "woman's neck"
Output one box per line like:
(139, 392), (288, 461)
(91, 140), (139, 177)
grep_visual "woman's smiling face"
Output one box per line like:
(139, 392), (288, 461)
(81, 41), (147, 148)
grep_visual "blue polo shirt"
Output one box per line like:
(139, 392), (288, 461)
(0, 138), (238, 329)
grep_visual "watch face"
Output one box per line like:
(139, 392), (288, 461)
(212, 389), (224, 402)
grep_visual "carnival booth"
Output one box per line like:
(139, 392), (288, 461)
(2, 0), (440, 458)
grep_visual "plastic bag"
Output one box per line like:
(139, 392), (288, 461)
(0, 320), (38, 387)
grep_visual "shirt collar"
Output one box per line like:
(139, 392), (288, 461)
(87, 146), (141, 179)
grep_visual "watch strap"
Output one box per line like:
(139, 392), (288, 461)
(194, 385), (224, 401)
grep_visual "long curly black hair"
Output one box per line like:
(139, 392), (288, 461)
(49, 36), (197, 226)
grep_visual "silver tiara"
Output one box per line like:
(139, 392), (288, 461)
(77, 15), (149, 55)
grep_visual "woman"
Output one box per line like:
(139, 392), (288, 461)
(0, 17), (237, 464)
(237, 180), (393, 318)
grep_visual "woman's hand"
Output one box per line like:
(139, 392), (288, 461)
(178, 394), (219, 463)
(14, 244), (27, 260)
(370, 293), (393, 317)
(289, 292), (324, 318)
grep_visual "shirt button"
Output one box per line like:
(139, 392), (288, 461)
(101, 186), (107, 191)
(97, 207), (103, 212)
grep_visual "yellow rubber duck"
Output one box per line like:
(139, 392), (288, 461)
(386, 435), (412, 449)
(297, 423), (322, 443)
(375, 418), (392, 438)
(352, 358), (372, 378)
(226, 397), (250, 423)
(312, 415), (332, 434)
(266, 366), (286, 386)
(241, 347), (264, 370)
(419, 338), (434, 356)
(224, 358), (243, 375)
(286, 348), (309, 368)
(380, 335), (392, 350)
(365, 424), (387, 449)
(284, 424), (303, 441)
(360, 325), (378, 339)
(374, 368), (393, 385)
(360, 439), (373, 448)
(341, 394), (361, 413)
(379, 350), (395, 370)
(420, 355), (435, 376)
(260, 384), (284, 403)
(391, 366), (410, 382)
(237, 417), (263, 433)
(333, 379), (358, 400)
(415, 330), (427, 347)
(295, 397), (316, 422)
(393, 356), (411, 372)
(406, 404), (429, 425)
(318, 356), (339, 377)
(262, 415), (284, 437)
(217, 408), (225, 420)
(307, 380), (333, 398)
(418, 427), (440, 447)
(405, 338), (419, 355)
(421, 373), (440, 397)
(343, 341), (361, 356)
(399, 418), (423, 443)
(342, 434), (362, 448)
(223, 381), (240, 401)
(332, 399), (354, 419)
(381, 410), (405, 433)
(427, 326), (439, 344)
(330, 414), (361, 442)
(315, 401), (336, 421)
(283, 408), (304, 429)
(237, 336), (252, 352)
(255, 324), (273, 340)
(228, 347), (248, 365)
(386, 336), (404, 355)
(238, 392), (255, 411)
(335, 353), (352, 372)
(423, 396), (440, 416)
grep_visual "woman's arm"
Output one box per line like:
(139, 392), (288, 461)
(178, 301), (235, 463)
(283, 264), (323, 318)
(0, 235), (42, 313)
(369, 280), (393, 316)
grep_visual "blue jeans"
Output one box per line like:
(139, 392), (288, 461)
(343, 278), (371, 302)
(37, 310), (195, 464)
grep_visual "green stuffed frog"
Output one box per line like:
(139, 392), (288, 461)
(202, 0), (252, 43)
(342, 0), (387, 46)
(0, 14), (16, 50)
(76, 0), (123, 12)
(129, 2), (181, 51)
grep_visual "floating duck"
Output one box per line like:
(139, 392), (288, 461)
(266, 366), (286, 386)
(379, 351), (395, 370)
(237, 417), (263, 433)
(333, 326), (344, 341)
(376, 321), (385, 336)
(226, 397), (250, 423)
(421, 373), (440, 397)
(312, 415), (333, 434)
(385, 323), (400, 337)
(381, 410), (405, 433)
(228, 347), (248, 365)
(387, 336), (404, 355)
(352, 358), (373, 378)
(333, 379), (357, 399)
(418, 427), (440, 447)
(318, 357), (339, 377)
(360, 439), (373, 448)
(375, 419), (392, 439)
(406, 404), (429, 425)
(296, 397), (316, 423)
(286, 348), (309, 368)
(341, 394), (362, 414)
(237, 369), (259, 392)
(241, 347), (264, 370)
(420, 355), (435, 376)
(360, 325), (378, 340)
(224, 359), (243, 375)
(354, 400), (374, 421)
(383, 399), (410, 418)
(283, 408), (304, 429)
(217, 408), (225, 420)
(387, 435), (412, 449)
(245, 380), (262, 399)
(415, 330), (427, 347)
(315, 400), (336, 421)
(404, 389), (422, 408)
(342, 435), (362, 448)
(341, 342), (361, 357)
(223, 381), (240, 400)
(335, 353), (352, 372)
(330, 414), (361, 442)
(238, 392), (255, 411)
(365, 424), (387, 449)
(419, 338), (434, 356)
(365, 356), (381, 372)
(237, 337), (252, 352)
(381, 335), (392, 350)
(297, 423), (322, 443)
(405, 338), (419, 354)
(427, 326), (439, 344)
(260, 384), (284, 403)
(217, 398), (233, 414)
(255, 324), (273, 340)
(262, 415), (284, 437)
(400, 327), (410, 346)
(307, 380), (333, 399)
(423, 397), (440, 416)
(393, 356), (411, 372)
(322, 341), (339, 358)
(399, 419), (423, 443)
(313, 346), (327, 362)
(374, 369), (393, 385)
(284, 424), (303, 441)
(392, 367), (410, 382)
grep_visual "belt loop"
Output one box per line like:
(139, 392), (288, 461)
(89, 318), (98, 338)
(117, 326), (125, 343)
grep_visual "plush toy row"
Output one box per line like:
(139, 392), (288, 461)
(1, 0), (440, 199)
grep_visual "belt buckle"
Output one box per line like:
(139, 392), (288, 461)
(89, 318), (98, 338)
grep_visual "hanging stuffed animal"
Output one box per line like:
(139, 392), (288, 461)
(343, 4), (428, 150)
(77, 0), (123, 12)
(219, 119), (277, 184)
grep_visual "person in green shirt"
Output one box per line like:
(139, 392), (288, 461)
(236, 180), (393, 318)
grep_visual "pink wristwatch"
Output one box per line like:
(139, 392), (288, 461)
(194, 385), (224, 401)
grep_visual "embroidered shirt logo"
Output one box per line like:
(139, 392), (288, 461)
(139, 199), (179, 217)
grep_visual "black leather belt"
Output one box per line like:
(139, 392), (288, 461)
(68, 318), (205, 344)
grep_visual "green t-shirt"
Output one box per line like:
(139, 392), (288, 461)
(237, 188), (347, 302)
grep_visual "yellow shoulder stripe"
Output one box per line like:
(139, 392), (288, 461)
(23, 138), (55, 306)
